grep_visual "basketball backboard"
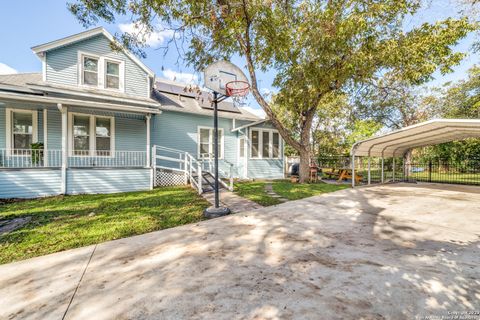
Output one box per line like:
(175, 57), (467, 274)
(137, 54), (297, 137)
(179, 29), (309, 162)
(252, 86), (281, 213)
(203, 61), (249, 96)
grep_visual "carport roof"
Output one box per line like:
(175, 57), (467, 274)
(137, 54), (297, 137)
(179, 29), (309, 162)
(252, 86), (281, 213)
(351, 119), (480, 157)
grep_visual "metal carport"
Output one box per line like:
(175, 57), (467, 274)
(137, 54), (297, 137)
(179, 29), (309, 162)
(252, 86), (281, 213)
(350, 119), (480, 187)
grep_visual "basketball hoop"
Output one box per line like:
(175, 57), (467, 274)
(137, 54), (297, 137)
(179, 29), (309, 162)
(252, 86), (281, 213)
(225, 80), (250, 97)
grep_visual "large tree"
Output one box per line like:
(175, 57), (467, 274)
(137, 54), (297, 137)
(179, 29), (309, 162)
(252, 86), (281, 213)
(69, 0), (475, 182)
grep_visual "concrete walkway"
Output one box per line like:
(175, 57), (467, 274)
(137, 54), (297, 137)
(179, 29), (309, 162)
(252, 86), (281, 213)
(202, 189), (263, 212)
(1, 183), (479, 320)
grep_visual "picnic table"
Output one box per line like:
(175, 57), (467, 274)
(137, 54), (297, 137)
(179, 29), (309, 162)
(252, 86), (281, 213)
(324, 168), (363, 184)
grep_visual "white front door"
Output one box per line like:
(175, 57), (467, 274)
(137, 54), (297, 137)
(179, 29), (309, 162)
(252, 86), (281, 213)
(238, 136), (247, 178)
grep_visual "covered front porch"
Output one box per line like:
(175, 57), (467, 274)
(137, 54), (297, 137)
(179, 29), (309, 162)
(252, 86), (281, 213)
(0, 92), (160, 198)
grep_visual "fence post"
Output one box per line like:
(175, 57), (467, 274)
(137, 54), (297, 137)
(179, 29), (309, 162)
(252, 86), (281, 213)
(197, 162), (203, 194)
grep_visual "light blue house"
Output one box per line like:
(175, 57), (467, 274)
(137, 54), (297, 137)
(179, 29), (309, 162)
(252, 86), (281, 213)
(0, 28), (284, 198)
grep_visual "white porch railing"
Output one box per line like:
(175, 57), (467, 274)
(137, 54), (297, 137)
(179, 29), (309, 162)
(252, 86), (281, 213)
(68, 150), (147, 167)
(152, 145), (234, 194)
(0, 149), (62, 168)
(0, 149), (147, 168)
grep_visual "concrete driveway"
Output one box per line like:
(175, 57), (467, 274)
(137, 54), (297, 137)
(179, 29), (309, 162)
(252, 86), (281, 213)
(1, 183), (479, 320)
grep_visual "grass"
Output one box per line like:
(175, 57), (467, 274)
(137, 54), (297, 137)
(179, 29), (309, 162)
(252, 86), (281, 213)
(0, 186), (209, 264)
(234, 179), (349, 206)
(234, 181), (284, 206)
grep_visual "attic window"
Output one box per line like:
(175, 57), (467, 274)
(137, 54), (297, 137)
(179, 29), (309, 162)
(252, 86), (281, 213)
(82, 56), (99, 86)
(105, 61), (120, 89)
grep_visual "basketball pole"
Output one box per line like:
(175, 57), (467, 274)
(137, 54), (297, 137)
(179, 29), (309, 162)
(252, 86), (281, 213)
(203, 91), (231, 218)
(213, 91), (220, 209)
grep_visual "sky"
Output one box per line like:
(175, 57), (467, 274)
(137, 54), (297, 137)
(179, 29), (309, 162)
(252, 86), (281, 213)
(0, 0), (478, 117)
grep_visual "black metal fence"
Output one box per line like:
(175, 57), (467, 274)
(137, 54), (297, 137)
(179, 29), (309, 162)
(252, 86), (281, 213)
(318, 156), (480, 186)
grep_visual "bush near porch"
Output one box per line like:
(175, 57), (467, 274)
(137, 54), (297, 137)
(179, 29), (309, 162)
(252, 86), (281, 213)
(234, 180), (349, 206)
(0, 186), (209, 264)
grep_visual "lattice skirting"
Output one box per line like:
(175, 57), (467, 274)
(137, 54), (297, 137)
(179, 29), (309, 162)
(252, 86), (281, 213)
(155, 169), (186, 187)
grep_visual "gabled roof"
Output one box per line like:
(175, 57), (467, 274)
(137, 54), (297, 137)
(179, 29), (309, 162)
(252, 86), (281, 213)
(351, 119), (480, 157)
(31, 27), (154, 77)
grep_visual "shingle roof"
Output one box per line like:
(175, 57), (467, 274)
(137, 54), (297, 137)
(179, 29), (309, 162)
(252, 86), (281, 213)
(154, 79), (261, 121)
(0, 73), (42, 88)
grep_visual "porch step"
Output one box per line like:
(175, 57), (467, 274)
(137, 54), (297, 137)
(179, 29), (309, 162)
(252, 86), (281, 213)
(191, 171), (226, 193)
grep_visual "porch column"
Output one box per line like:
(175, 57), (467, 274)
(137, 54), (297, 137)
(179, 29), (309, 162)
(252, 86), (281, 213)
(381, 157), (384, 183)
(43, 109), (48, 167)
(145, 114), (151, 168)
(58, 104), (68, 194)
(392, 157), (396, 182)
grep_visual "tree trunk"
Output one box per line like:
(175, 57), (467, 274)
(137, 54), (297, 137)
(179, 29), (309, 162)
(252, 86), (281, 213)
(298, 147), (311, 183)
(403, 149), (412, 179)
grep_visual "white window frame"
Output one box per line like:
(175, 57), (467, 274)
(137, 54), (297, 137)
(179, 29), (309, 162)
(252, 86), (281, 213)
(249, 128), (282, 160)
(5, 108), (38, 155)
(77, 51), (125, 93)
(197, 126), (224, 159)
(68, 112), (115, 157)
(104, 57), (125, 92)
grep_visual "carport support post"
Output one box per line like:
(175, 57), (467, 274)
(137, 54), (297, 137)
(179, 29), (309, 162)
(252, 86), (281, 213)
(367, 157), (371, 185)
(381, 157), (384, 183)
(392, 157), (396, 182)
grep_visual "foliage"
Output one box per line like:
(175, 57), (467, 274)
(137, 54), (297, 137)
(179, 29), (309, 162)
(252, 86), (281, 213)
(68, 0), (476, 181)
(0, 186), (209, 264)
(30, 142), (44, 164)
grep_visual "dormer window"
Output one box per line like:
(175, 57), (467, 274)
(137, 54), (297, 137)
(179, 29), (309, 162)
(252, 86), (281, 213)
(105, 61), (120, 89)
(83, 56), (99, 86)
(78, 52), (125, 92)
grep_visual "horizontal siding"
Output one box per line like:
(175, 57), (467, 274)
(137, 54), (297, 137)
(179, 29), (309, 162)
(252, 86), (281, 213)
(0, 170), (61, 198)
(247, 159), (284, 179)
(66, 168), (150, 194)
(152, 111), (237, 175)
(46, 34), (149, 98)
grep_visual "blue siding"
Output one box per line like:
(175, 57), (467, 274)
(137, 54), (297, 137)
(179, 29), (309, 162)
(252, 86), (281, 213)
(0, 170), (61, 198)
(0, 108), (5, 149)
(66, 168), (150, 194)
(45, 34), (149, 98)
(47, 109), (62, 150)
(151, 111), (238, 176)
(151, 111), (284, 179)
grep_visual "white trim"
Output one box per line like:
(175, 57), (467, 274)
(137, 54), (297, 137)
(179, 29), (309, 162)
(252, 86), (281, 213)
(249, 128), (282, 160)
(78, 51), (102, 89)
(104, 57), (125, 93)
(0, 91), (161, 114)
(238, 134), (247, 178)
(43, 108), (48, 166)
(59, 104), (68, 194)
(197, 126), (224, 159)
(5, 108), (38, 154)
(27, 84), (160, 108)
(231, 119), (267, 132)
(68, 112), (115, 157)
(31, 27), (155, 77)
(145, 114), (151, 169)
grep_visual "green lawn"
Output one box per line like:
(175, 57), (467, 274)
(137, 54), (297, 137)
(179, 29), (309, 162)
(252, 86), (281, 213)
(0, 186), (209, 264)
(234, 181), (284, 206)
(234, 180), (349, 206)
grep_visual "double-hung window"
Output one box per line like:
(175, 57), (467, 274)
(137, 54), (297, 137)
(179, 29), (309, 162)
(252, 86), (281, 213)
(105, 61), (120, 89)
(82, 56), (99, 86)
(198, 127), (223, 159)
(250, 129), (281, 159)
(71, 114), (114, 156)
(6, 109), (38, 155)
(79, 52), (124, 91)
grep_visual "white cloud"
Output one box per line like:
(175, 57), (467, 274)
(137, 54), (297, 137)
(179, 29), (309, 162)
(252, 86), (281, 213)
(162, 69), (199, 84)
(0, 63), (17, 75)
(242, 106), (266, 119)
(118, 23), (174, 47)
